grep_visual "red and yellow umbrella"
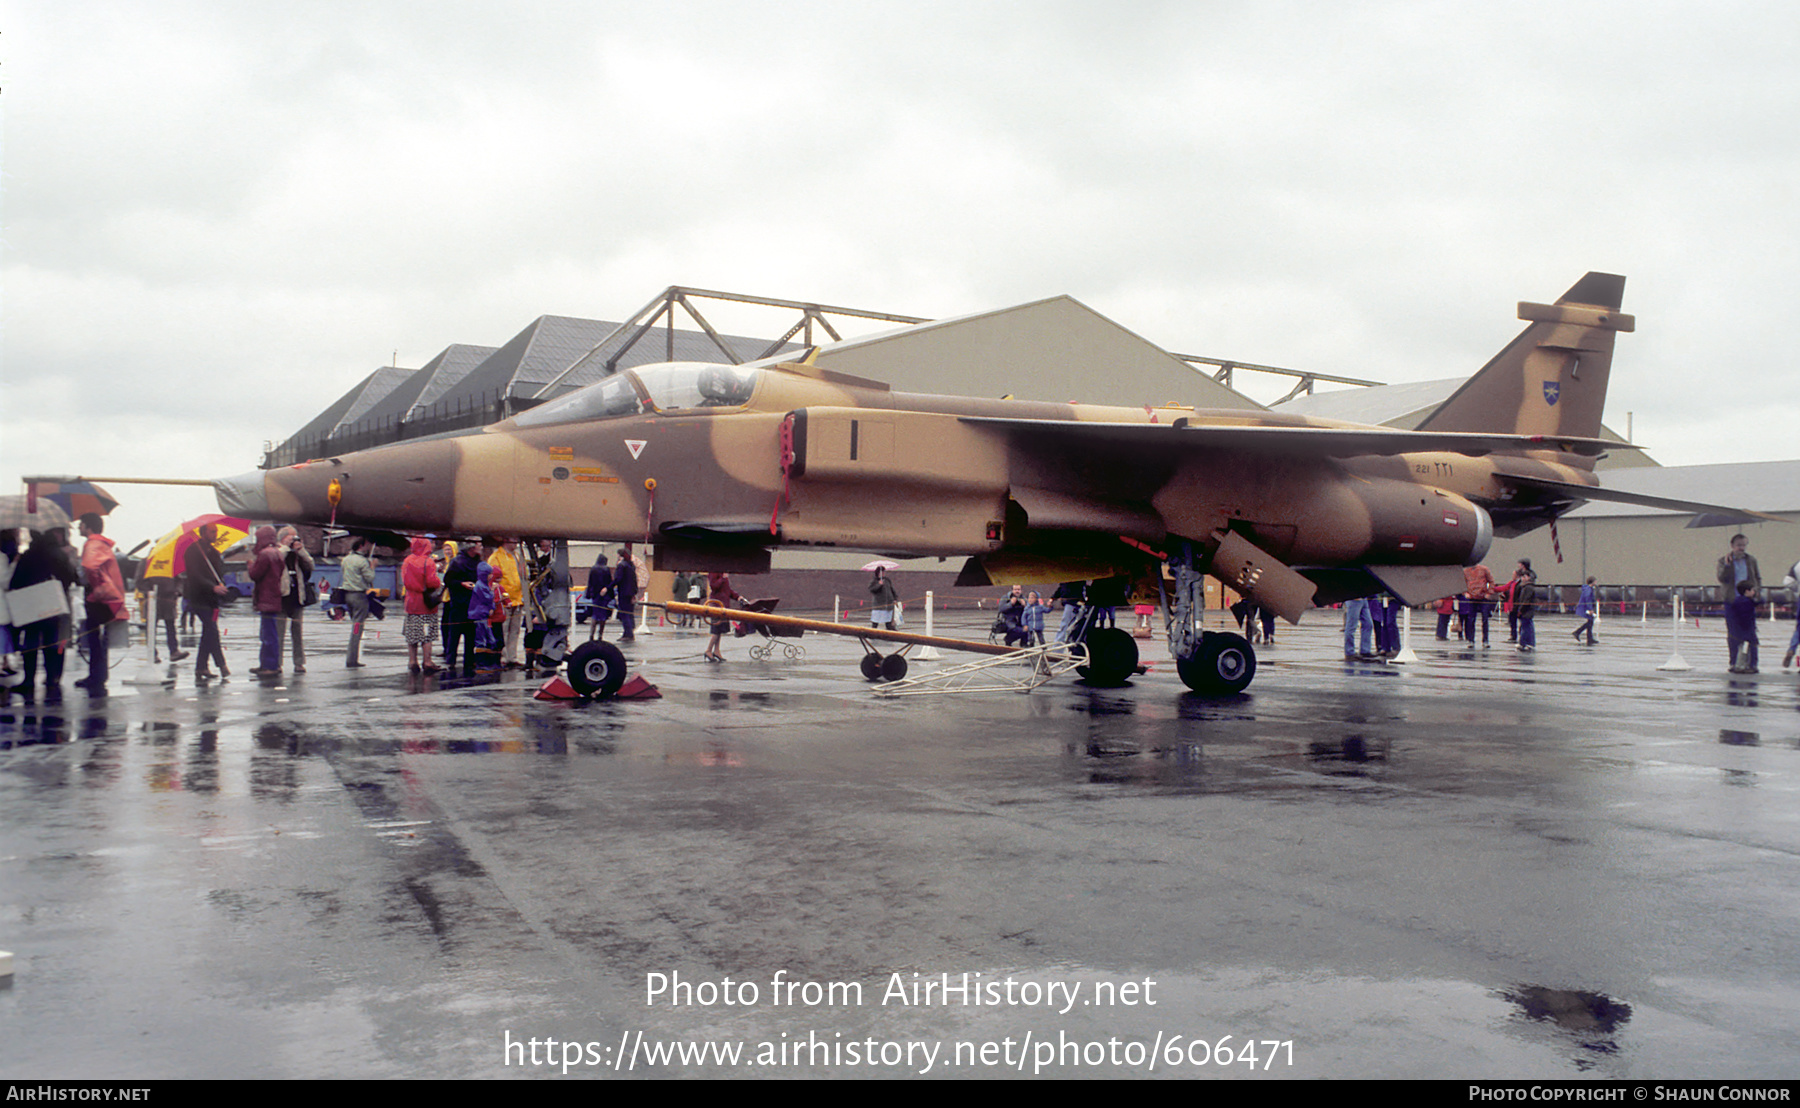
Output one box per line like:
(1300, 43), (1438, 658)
(140, 515), (252, 581)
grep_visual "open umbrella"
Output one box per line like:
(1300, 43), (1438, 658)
(860, 559), (901, 572)
(0, 495), (74, 533)
(140, 514), (253, 581)
(27, 479), (120, 519)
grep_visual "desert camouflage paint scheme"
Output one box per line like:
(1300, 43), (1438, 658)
(214, 273), (1760, 694)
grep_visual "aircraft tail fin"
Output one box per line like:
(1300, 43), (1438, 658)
(1414, 273), (1633, 459)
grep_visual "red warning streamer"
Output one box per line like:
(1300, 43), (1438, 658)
(770, 413), (796, 536)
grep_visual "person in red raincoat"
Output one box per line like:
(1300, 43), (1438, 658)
(402, 536), (444, 673)
(75, 513), (127, 694)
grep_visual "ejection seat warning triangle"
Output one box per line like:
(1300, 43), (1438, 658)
(625, 440), (647, 459)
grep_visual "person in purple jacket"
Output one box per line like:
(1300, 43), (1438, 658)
(471, 562), (498, 658)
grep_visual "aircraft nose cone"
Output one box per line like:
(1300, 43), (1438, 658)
(214, 469), (270, 518)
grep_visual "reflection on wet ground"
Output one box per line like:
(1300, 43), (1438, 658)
(3, 609), (1797, 1077)
(1501, 986), (1633, 1068)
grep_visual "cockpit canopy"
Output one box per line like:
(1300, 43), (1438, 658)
(511, 362), (760, 428)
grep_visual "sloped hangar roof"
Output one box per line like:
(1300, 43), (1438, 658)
(427, 316), (622, 415)
(278, 365), (418, 449)
(275, 346), (498, 457)
(366, 343), (499, 424)
(339, 366), (416, 428)
(810, 296), (1263, 411)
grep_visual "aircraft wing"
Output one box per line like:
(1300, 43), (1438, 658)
(957, 416), (1626, 459)
(1497, 473), (1785, 527)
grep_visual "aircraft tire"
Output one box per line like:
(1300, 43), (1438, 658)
(880, 653), (909, 682)
(860, 653), (885, 681)
(1177, 632), (1256, 695)
(567, 641), (628, 700)
(1078, 627), (1139, 686)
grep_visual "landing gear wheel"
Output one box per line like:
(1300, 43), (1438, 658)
(1177, 632), (1256, 695)
(860, 653), (885, 681)
(879, 653), (909, 682)
(1077, 627), (1139, 686)
(566, 640), (627, 699)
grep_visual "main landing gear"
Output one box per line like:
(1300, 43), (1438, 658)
(1167, 543), (1256, 696)
(1174, 630), (1256, 695)
(1061, 563), (1257, 694)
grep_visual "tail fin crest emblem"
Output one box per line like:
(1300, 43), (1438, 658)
(1415, 272), (1630, 457)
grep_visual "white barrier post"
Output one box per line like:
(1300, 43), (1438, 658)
(122, 583), (168, 686)
(1657, 588), (1692, 671)
(918, 591), (941, 659)
(1390, 604), (1419, 664)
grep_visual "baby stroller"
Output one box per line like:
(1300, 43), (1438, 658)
(738, 597), (806, 661)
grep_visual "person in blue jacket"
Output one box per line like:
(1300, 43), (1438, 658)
(1023, 590), (1050, 646)
(1572, 576), (1598, 645)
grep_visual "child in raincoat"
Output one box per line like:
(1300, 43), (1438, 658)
(470, 562), (497, 654)
(1023, 591), (1050, 646)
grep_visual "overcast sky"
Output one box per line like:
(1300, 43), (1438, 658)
(5, 0), (1797, 547)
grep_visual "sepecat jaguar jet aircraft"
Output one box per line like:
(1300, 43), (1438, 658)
(216, 272), (1770, 695)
